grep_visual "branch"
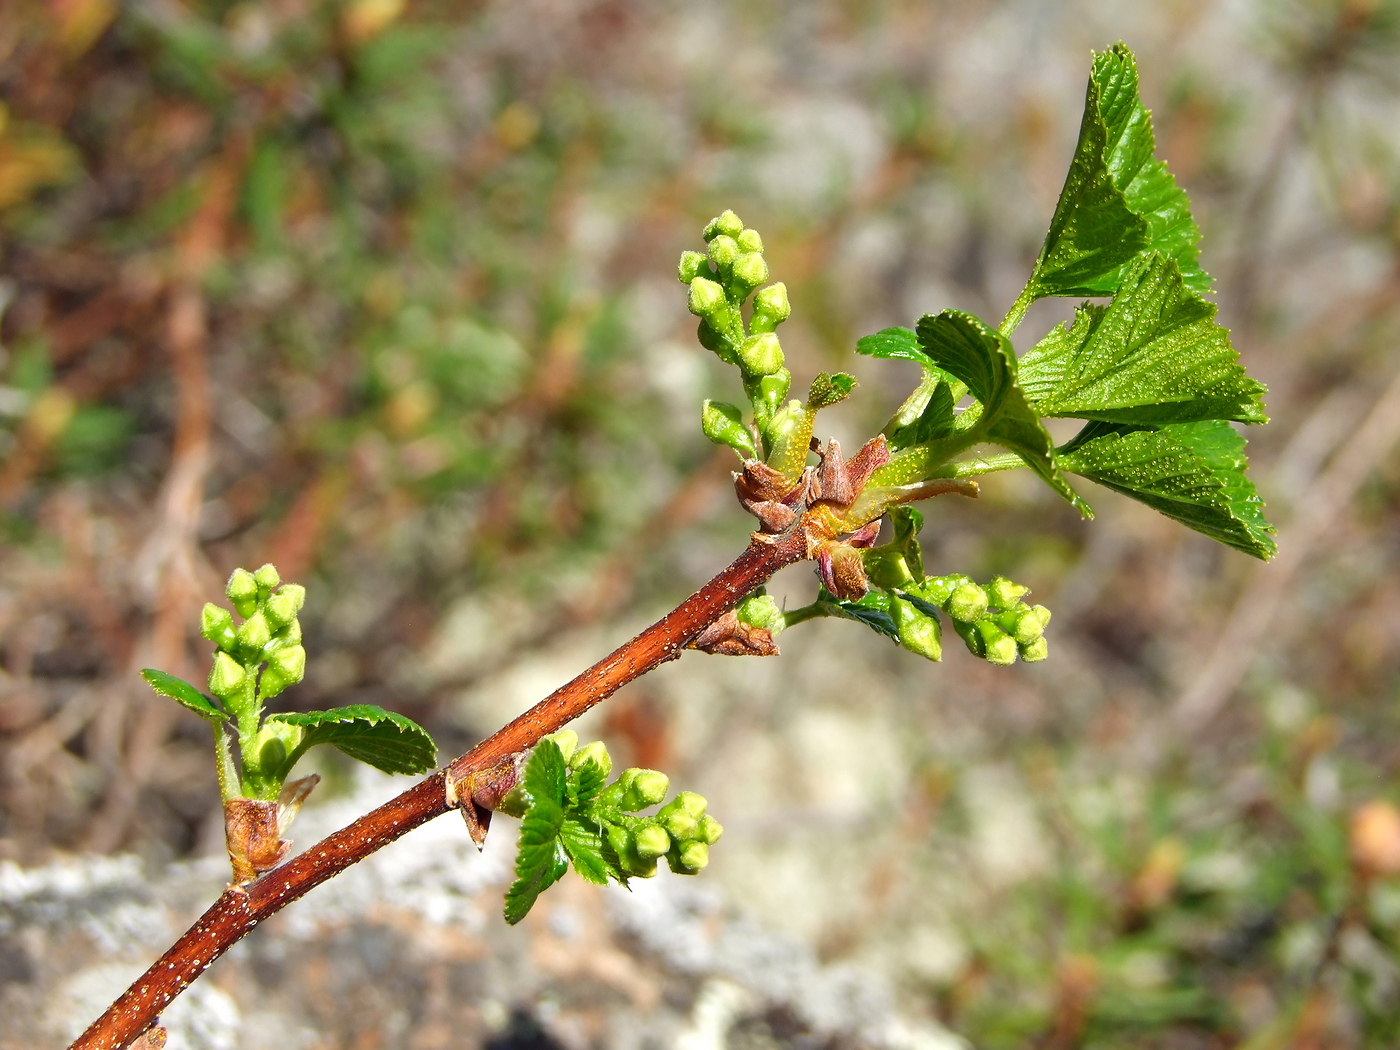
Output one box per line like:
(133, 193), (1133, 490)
(71, 529), (808, 1050)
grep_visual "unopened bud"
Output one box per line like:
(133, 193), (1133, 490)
(543, 729), (578, 762)
(1019, 636), (1049, 662)
(260, 646), (306, 700)
(226, 568), (259, 617)
(659, 791), (707, 841)
(707, 234), (740, 271)
(278, 584), (306, 613)
(703, 210), (744, 241)
(264, 591), (299, 629)
(999, 604), (1050, 645)
(678, 250), (708, 283)
(986, 576), (1030, 609)
(696, 815), (723, 845)
(976, 620), (1017, 666)
(730, 252), (768, 292)
(237, 611), (272, 652)
(701, 400), (758, 459)
(687, 276), (726, 320)
(209, 651), (247, 699)
(817, 542), (871, 602)
(750, 282), (791, 333)
(569, 740), (612, 777)
(620, 769), (670, 810)
(946, 582), (988, 623)
(749, 368), (790, 428)
(253, 563), (281, 594)
(737, 332), (784, 377)
(736, 228), (763, 253)
(736, 593), (783, 631)
(892, 596), (941, 661)
(672, 840), (709, 873)
(634, 824), (671, 859)
(201, 603), (236, 649)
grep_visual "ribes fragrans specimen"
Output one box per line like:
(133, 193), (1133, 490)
(75, 43), (1272, 1050)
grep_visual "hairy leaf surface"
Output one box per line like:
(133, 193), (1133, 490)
(141, 669), (226, 723)
(267, 705), (436, 775)
(1058, 420), (1276, 559)
(1019, 253), (1266, 424)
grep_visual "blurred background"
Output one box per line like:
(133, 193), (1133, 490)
(3, 0), (1400, 1047)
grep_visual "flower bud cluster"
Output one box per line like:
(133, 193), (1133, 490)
(203, 564), (308, 709)
(901, 573), (1051, 665)
(681, 210), (793, 451)
(532, 733), (724, 880)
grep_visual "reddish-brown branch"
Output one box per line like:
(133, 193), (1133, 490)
(71, 530), (807, 1050)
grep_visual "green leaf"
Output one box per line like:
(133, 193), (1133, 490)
(141, 668), (226, 723)
(504, 797), (568, 925)
(266, 705), (437, 775)
(820, 588), (900, 640)
(1018, 253), (1267, 425)
(914, 311), (1089, 515)
(1058, 420), (1276, 559)
(856, 326), (924, 364)
(524, 738), (568, 807)
(559, 817), (611, 885)
(569, 757), (608, 809)
(1026, 43), (1203, 301)
(807, 371), (856, 410)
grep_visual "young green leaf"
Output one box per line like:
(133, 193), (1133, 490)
(1017, 253), (1267, 425)
(819, 587), (900, 640)
(141, 668), (227, 723)
(504, 797), (568, 925)
(1057, 420), (1277, 559)
(807, 371), (856, 410)
(558, 818), (611, 886)
(1024, 42), (1203, 302)
(855, 326), (923, 364)
(913, 311), (1089, 514)
(265, 705), (437, 776)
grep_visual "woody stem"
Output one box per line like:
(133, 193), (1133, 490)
(70, 529), (808, 1050)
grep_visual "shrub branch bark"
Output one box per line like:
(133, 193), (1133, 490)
(72, 529), (808, 1050)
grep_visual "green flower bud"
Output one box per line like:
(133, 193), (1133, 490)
(696, 815), (723, 845)
(750, 282), (791, 333)
(678, 250), (708, 283)
(707, 235), (740, 271)
(619, 768), (670, 811)
(497, 782), (529, 818)
(1020, 636), (1049, 662)
(633, 823), (671, 859)
(736, 228), (763, 253)
(569, 740), (612, 777)
(975, 620), (1017, 666)
(659, 791), (707, 840)
(863, 549), (913, 590)
(278, 584), (306, 613)
(987, 576), (1030, 609)
(736, 592), (782, 631)
(253, 563), (281, 594)
(200, 603), (236, 649)
(276, 617), (303, 646)
(891, 596), (941, 661)
(729, 252), (768, 292)
(543, 729), (577, 762)
(703, 210), (743, 241)
(998, 604), (1051, 645)
(264, 591), (299, 630)
(226, 568), (259, 617)
(737, 333), (784, 378)
(606, 823), (658, 878)
(672, 840), (709, 873)
(237, 611), (272, 652)
(687, 276), (726, 320)
(945, 582), (988, 623)
(747, 368), (790, 431)
(260, 644), (306, 700)
(701, 400), (759, 460)
(913, 574), (969, 607)
(209, 651), (247, 699)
